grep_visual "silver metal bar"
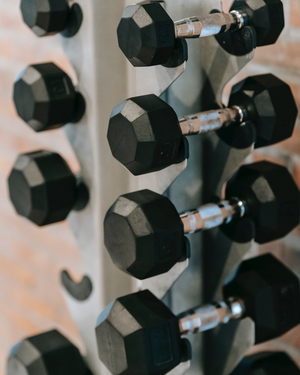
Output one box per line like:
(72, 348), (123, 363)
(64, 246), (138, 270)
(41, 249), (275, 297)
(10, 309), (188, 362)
(167, 1), (255, 373)
(179, 106), (243, 135)
(178, 298), (245, 335)
(180, 199), (246, 234)
(174, 11), (244, 39)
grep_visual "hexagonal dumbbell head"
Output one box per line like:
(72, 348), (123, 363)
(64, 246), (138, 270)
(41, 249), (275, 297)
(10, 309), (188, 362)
(105, 162), (300, 280)
(96, 290), (183, 375)
(231, 352), (300, 375)
(230, 0), (284, 47)
(21, 0), (83, 37)
(96, 255), (300, 375)
(222, 161), (300, 244)
(224, 254), (300, 344)
(108, 74), (296, 176)
(96, 254), (300, 375)
(228, 74), (297, 148)
(118, 1), (283, 67)
(6, 330), (89, 375)
(14, 63), (85, 132)
(8, 150), (89, 226)
(117, 3), (176, 67)
(108, 94), (184, 175)
(104, 189), (186, 280)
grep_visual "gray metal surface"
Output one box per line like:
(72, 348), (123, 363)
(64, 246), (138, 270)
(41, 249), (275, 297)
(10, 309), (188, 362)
(164, 1), (256, 374)
(59, 2), (133, 374)
(56, 1), (259, 375)
(58, 2), (189, 374)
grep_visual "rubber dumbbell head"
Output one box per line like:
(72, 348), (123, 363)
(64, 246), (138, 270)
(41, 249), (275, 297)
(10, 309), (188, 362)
(7, 330), (89, 375)
(230, 0), (284, 47)
(226, 73), (297, 148)
(231, 352), (300, 375)
(117, 3), (175, 67)
(108, 74), (297, 176)
(223, 254), (300, 343)
(96, 289), (183, 375)
(104, 189), (187, 280)
(117, 1), (284, 67)
(96, 254), (300, 375)
(108, 94), (184, 175)
(21, 0), (83, 37)
(14, 63), (85, 132)
(104, 161), (300, 280)
(8, 150), (89, 226)
(222, 161), (300, 243)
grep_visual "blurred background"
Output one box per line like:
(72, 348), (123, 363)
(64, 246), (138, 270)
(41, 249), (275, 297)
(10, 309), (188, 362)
(0, 1), (83, 374)
(0, 0), (300, 374)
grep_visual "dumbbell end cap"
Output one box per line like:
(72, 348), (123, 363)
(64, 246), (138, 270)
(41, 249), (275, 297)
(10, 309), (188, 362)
(117, 3), (176, 67)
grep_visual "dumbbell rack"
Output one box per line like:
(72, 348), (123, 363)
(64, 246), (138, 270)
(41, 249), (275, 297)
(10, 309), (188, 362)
(52, 0), (259, 374)
(7, 0), (295, 374)
(56, 2), (134, 374)
(162, 2), (257, 373)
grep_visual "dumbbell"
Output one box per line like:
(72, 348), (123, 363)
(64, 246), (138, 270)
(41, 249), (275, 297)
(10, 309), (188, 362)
(104, 161), (300, 280)
(21, 0), (83, 37)
(96, 253), (300, 375)
(7, 330), (91, 375)
(13, 63), (85, 132)
(232, 352), (300, 375)
(108, 73), (297, 176)
(8, 150), (89, 226)
(118, 0), (284, 67)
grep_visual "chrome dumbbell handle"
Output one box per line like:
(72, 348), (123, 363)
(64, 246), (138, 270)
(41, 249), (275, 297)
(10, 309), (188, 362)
(174, 11), (246, 39)
(180, 198), (246, 234)
(178, 297), (245, 335)
(179, 106), (243, 135)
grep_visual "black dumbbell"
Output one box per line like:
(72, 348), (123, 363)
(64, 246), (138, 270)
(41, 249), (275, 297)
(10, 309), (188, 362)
(7, 330), (91, 375)
(232, 352), (300, 375)
(118, 0), (284, 67)
(8, 150), (89, 226)
(96, 254), (300, 375)
(104, 161), (300, 280)
(108, 73), (297, 176)
(13, 63), (85, 132)
(21, 0), (83, 37)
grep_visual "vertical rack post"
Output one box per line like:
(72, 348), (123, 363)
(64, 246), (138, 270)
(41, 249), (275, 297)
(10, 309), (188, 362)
(58, 0), (257, 374)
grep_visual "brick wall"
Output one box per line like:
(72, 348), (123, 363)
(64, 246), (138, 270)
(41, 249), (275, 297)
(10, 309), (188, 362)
(0, 1), (83, 374)
(0, 0), (300, 374)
